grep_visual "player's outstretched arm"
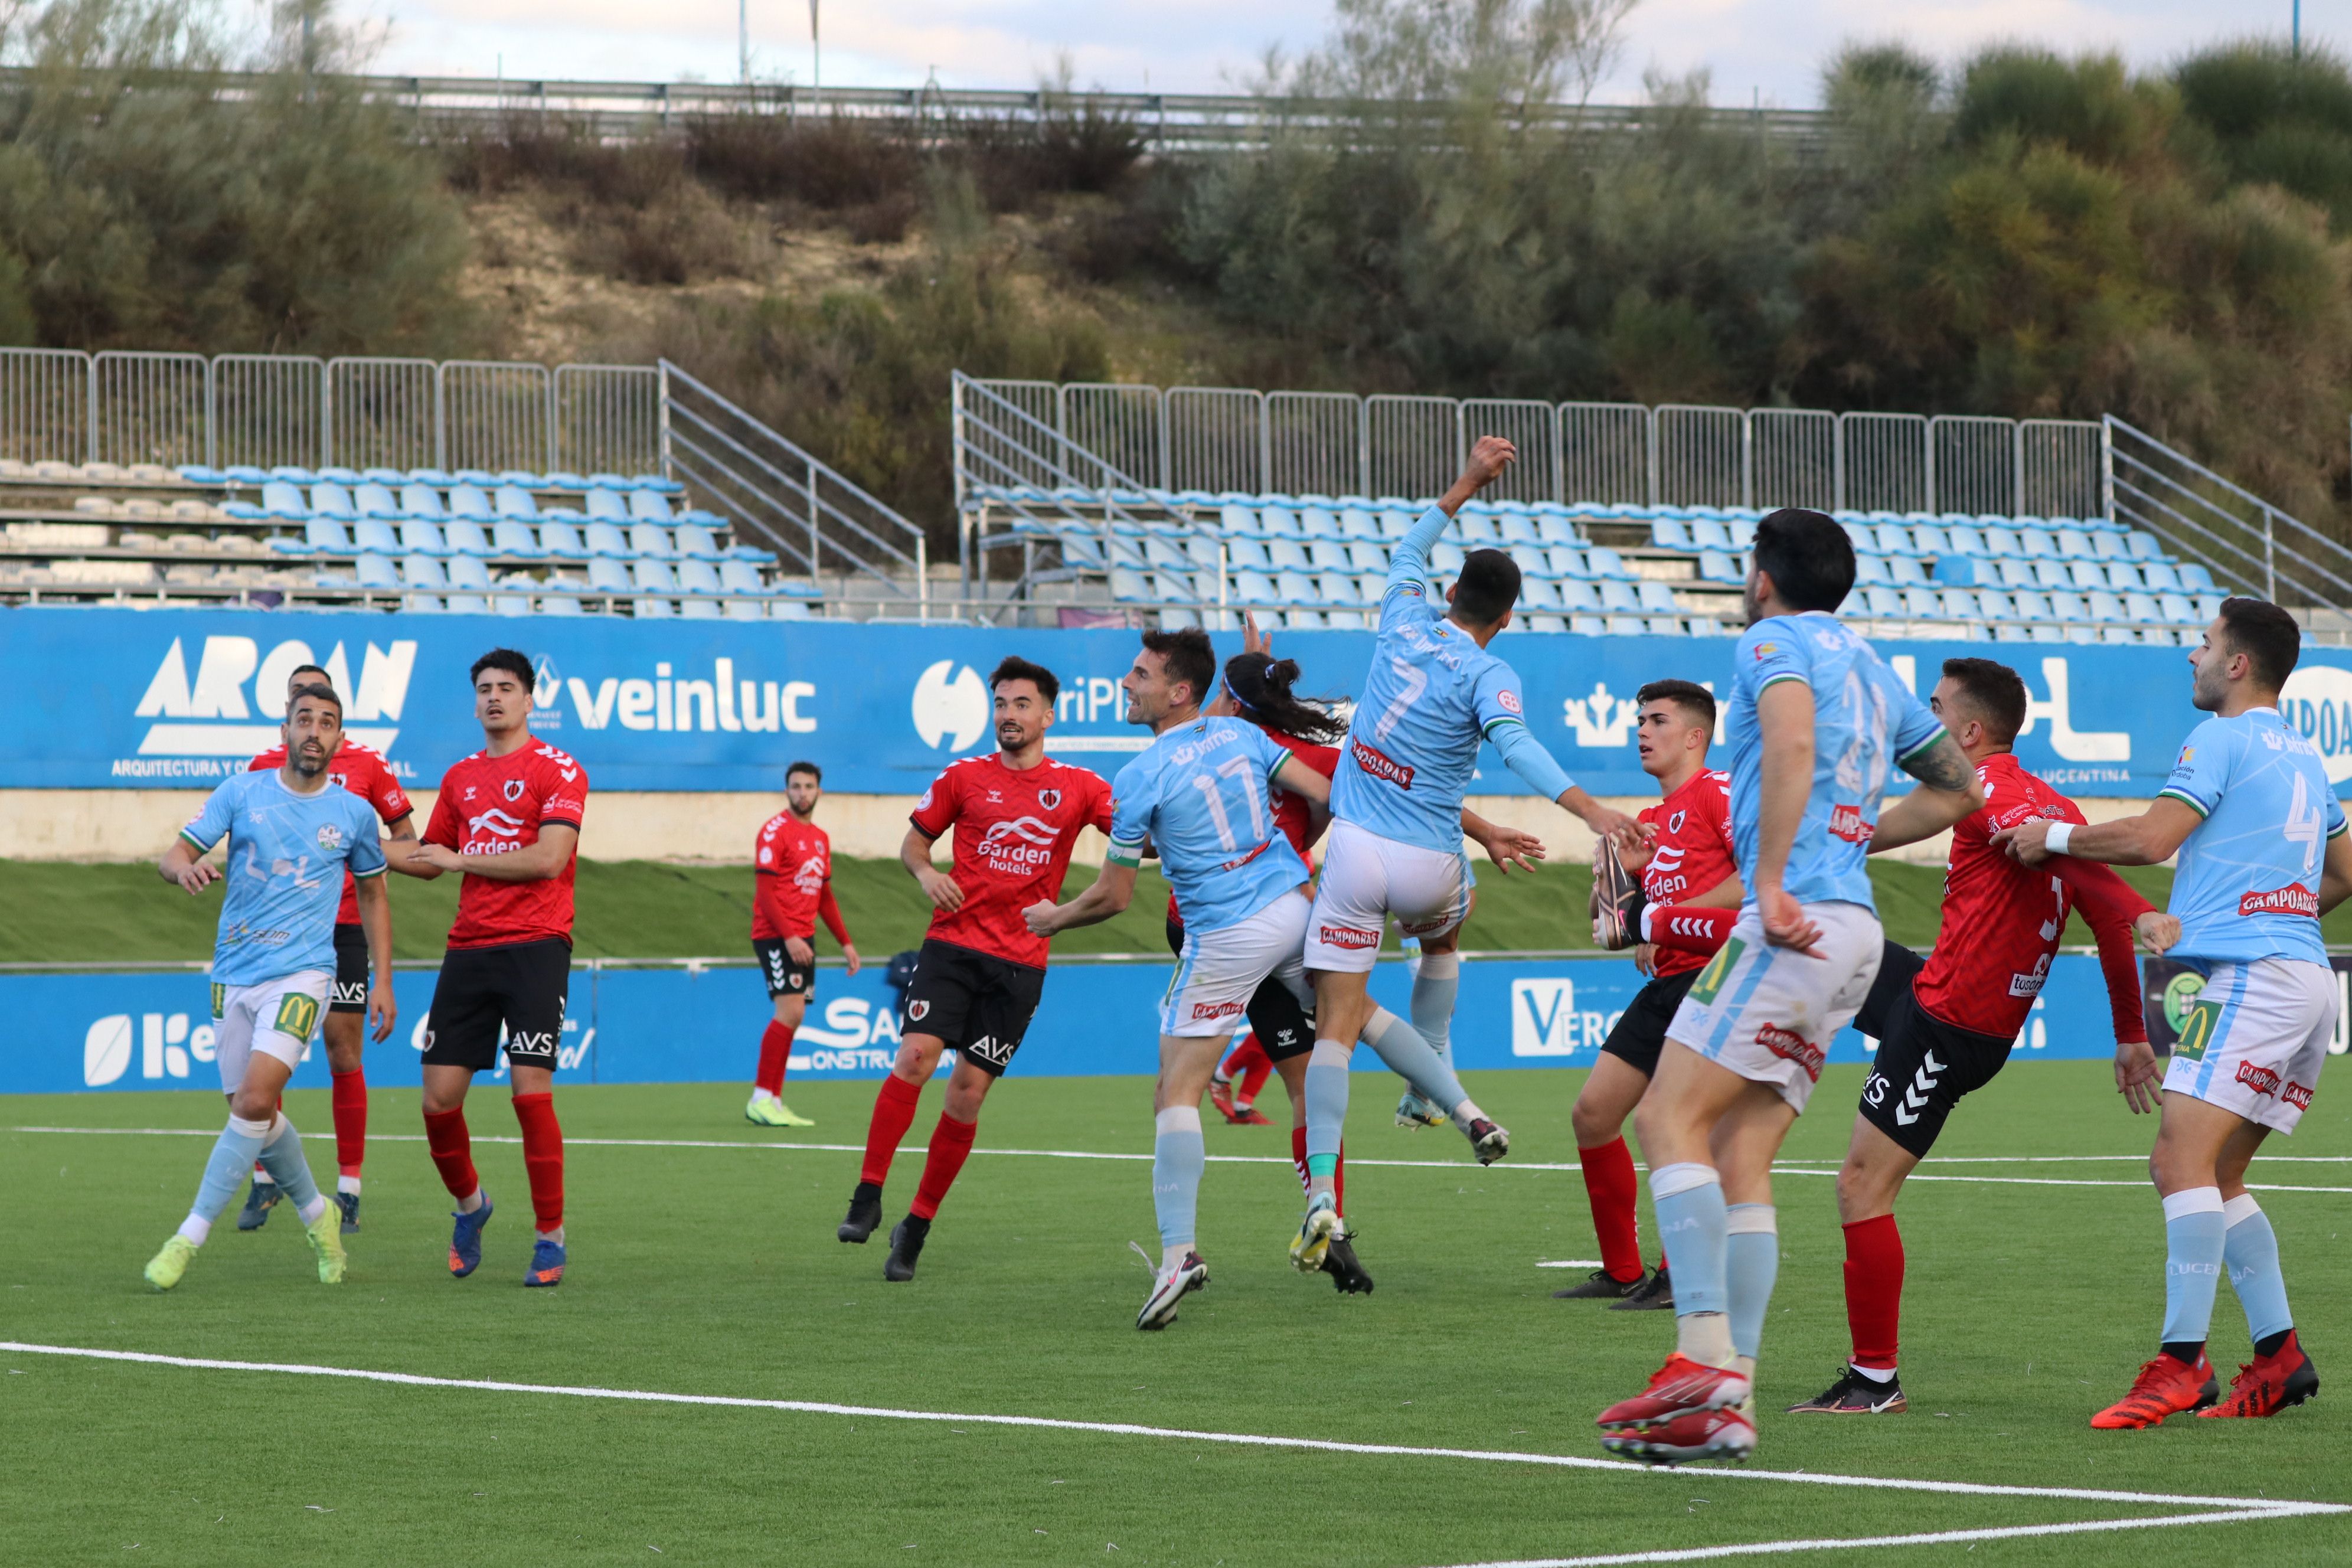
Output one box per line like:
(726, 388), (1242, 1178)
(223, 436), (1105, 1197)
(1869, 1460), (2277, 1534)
(1270, 753), (1331, 807)
(1462, 808), (1546, 874)
(2318, 827), (2352, 916)
(1992, 798), (2200, 867)
(354, 871), (398, 1043)
(1870, 733), (1985, 852)
(380, 813), (435, 879)
(1024, 861), (1138, 937)
(157, 838), (220, 896)
(900, 825), (964, 912)
(1437, 436), (1516, 518)
(413, 822), (579, 882)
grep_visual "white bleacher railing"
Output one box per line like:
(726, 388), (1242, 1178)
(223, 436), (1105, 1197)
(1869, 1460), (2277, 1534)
(966, 377), (2110, 521)
(2106, 416), (2352, 619)
(0, 346), (662, 476)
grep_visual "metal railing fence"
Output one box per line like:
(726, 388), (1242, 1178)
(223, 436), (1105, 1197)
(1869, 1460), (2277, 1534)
(2106, 416), (2352, 618)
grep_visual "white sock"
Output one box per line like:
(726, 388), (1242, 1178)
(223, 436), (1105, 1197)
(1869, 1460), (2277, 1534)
(177, 1214), (212, 1246)
(1675, 1310), (1736, 1368)
(1849, 1362), (1895, 1383)
(296, 1195), (329, 1226)
(337, 1175), (361, 1196)
(456, 1188), (485, 1214)
(1449, 1096), (1487, 1132)
(538, 1224), (566, 1244)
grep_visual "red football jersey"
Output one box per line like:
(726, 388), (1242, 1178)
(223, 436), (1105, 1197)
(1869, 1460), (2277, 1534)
(1911, 752), (2150, 1043)
(1170, 729), (1338, 927)
(247, 740), (411, 925)
(1637, 768), (1738, 977)
(910, 753), (1113, 969)
(753, 811), (834, 941)
(422, 737), (589, 950)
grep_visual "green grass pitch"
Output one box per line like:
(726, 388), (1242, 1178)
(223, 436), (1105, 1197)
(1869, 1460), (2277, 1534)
(2, 1061), (2347, 1565)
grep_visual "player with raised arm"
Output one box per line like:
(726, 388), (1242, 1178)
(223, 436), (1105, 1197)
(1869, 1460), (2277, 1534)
(1293, 436), (1644, 1273)
(1558, 681), (1742, 1310)
(143, 683), (391, 1291)
(1593, 508), (1983, 1465)
(1996, 599), (2352, 1427)
(1786, 657), (2179, 1416)
(837, 656), (1113, 1282)
(231, 662), (426, 1236)
(1025, 629), (1336, 1327)
(404, 650), (589, 1289)
(746, 760), (861, 1128)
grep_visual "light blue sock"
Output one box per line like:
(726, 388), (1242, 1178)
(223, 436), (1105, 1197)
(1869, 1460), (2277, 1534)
(256, 1115), (322, 1217)
(1651, 1162), (1729, 1317)
(1152, 1106), (1205, 1252)
(1410, 952), (1459, 1070)
(1362, 1010), (1473, 1118)
(1726, 1204), (1779, 1360)
(181, 1115), (271, 1243)
(2161, 1188), (2227, 1347)
(1304, 1041), (1351, 1178)
(2222, 1194), (2294, 1345)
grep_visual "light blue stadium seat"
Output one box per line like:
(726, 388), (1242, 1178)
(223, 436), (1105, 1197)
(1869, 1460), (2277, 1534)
(1377, 509), (1416, 541)
(2159, 592), (2200, 624)
(1109, 567), (1151, 602)
(1992, 558), (2034, 590)
(352, 553), (399, 590)
(1178, 535), (1220, 571)
(1944, 524), (1988, 558)
(635, 596), (677, 618)
(401, 593), (446, 613)
(1911, 524), (1951, 557)
(306, 484), (358, 521)
(1144, 537), (1187, 571)
(1149, 571), (1201, 606)
(1054, 530), (1106, 569)
(2177, 563), (2219, 593)
(400, 484), (449, 520)
(1889, 556), (1930, 588)
(720, 597), (765, 622)
(586, 557), (632, 594)
(2126, 532), (2164, 562)
(1873, 524), (1921, 557)
(444, 519), (494, 557)
(586, 489), (631, 522)
(1543, 546), (1587, 579)
(1507, 544), (1551, 581)
(1224, 536), (1271, 571)
(1635, 580), (1678, 615)
(494, 520), (546, 558)
(1697, 549), (1743, 585)
(539, 520), (592, 558)
(1275, 570), (1320, 605)
(406, 468), (455, 487)
(2032, 560), (2072, 590)
(1317, 571), (1363, 606)
(538, 592), (584, 616)
(2125, 591), (2163, 625)
(1283, 609), (1327, 630)
(2056, 528), (2097, 560)
(492, 592), (533, 617)
(2102, 561), (2142, 592)
(1518, 578), (1564, 612)
(1342, 540), (1386, 574)
(1902, 587), (1945, 621)
(1521, 613), (1569, 634)
(1497, 514), (1541, 547)
(450, 469), (498, 487)
(1684, 518), (1732, 552)
(1569, 613), (1606, 636)
(764, 597), (811, 621)
(2067, 560), (2106, 592)
(1941, 589), (1981, 620)
(1651, 518), (1696, 551)
(584, 521), (634, 558)
(1266, 538), (1312, 572)
(624, 491), (673, 522)
(354, 483), (402, 520)
(1977, 588), (2015, 623)
(1556, 580), (1601, 613)
(1536, 515), (1584, 547)
(718, 560), (770, 596)
(447, 484), (495, 520)
(1604, 614), (1644, 636)
(1234, 570), (1279, 605)
(1430, 542), (1468, 575)
(674, 523), (724, 560)
(1639, 616), (1680, 636)
(1839, 521), (1876, 555)
(268, 465), (318, 484)
(1854, 554), (1892, 587)
(1299, 507), (1341, 540)
(2047, 592), (2095, 643)
(446, 557), (494, 593)
(353, 517), (401, 555)
(401, 554), (447, 590)
(1930, 554), (1978, 586)
(1351, 571), (1384, 603)
(1217, 504), (1259, 537)
(678, 559), (727, 596)
(632, 558), (681, 594)
(2018, 528), (2059, 559)
(1257, 506), (1303, 539)
(303, 517), (353, 554)
(2195, 593), (2228, 620)
(1308, 539), (1351, 572)
(1598, 580), (1641, 615)
(485, 485), (534, 520)
(1455, 512), (1502, 545)
(1585, 546), (1634, 580)
(2091, 532), (2130, 562)
(1980, 526), (2023, 557)
(2098, 624), (2140, 645)
(400, 518), (450, 557)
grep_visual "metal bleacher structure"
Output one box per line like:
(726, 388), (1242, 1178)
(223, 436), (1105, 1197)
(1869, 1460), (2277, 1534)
(952, 373), (2352, 643)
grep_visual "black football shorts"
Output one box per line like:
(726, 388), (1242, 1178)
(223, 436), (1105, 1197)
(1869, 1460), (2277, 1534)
(422, 938), (572, 1072)
(328, 922), (371, 1015)
(1857, 941), (2014, 1159)
(753, 937), (818, 1000)
(1599, 967), (1701, 1077)
(898, 939), (1047, 1078)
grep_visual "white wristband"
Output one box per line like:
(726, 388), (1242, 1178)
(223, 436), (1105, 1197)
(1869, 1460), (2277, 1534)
(1639, 904), (1656, 942)
(2044, 821), (2074, 855)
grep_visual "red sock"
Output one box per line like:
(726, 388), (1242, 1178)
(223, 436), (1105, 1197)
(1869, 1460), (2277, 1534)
(512, 1092), (565, 1233)
(860, 1073), (924, 1188)
(331, 1068), (367, 1179)
(1577, 1136), (1646, 1283)
(422, 1107), (478, 1202)
(1843, 1214), (1905, 1370)
(909, 1112), (978, 1220)
(1226, 1035), (1275, 1105)
(1288, 1125), (1345, 1217)
(754, 1021), (793, 1097)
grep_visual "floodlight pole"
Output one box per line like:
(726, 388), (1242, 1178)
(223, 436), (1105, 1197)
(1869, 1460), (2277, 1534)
(739, 0), (749, 88)
(811, 0), (822, 109)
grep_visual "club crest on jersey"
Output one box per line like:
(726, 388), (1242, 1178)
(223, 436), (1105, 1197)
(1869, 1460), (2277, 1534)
(504, 779), (526, 803)
(1498, 690), (1522, 716)
(1668, 809), (1687, 834)
(315, 823), (344, 851)
(1038, 789), (1062, 811)
(907, 999), (930, 1022)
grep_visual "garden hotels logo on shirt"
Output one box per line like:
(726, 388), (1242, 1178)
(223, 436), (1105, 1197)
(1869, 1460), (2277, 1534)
(122, 635), (411, 778)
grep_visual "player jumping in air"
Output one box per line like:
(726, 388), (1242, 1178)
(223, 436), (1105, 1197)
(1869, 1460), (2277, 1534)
(838, 656), (1113, 1282)
(1560, 680), (1743, 1310)
(234, 662), (426, 1236)
(1025, 628), (1337, 1327)
(143, 682), (390, 1291)
(1594, 508), (1982, 1465)
(746, 760), (861, 1128)
(404, 649), (589, 1289)
(1997, 599), (2352, 1428)
(1787, 656), (2179, 1416)
(1296, 435), (1643, 1275)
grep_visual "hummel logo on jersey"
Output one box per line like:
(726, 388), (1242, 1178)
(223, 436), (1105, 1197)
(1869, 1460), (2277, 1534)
(1828, 804), (1873, 844)
(2239, 883), (2320, 918)
(2236, 1063), (2282, 1097)
(1350, 737), (1415, 789)
(1892, 1050), (1946, 1125)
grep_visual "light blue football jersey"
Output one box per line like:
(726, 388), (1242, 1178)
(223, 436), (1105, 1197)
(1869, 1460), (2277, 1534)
(1727, 611), (1943, 910)
(1107, 717), (1311, 933)
(179, 769), (388, 987)
(2159, 706), (2346, 965)
(1329, 507), (1548, 852)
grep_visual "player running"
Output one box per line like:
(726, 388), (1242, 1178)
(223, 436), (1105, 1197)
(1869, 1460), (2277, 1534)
(1787, 656), (2179, 1416)
(1295, 435), (1641, 1273)
(404, 650), (589, 1289)
(1025, 629), (1337, 1327)
(1997, 599), (2352, 1428)
(838, 656), (1112, 1282)
(1559, 680), (1742, 1310)
(1593, 508), (1982, 1465)
(143, 682), (388, 1291)
(746, 760), (861, 1128)
(232, 662), (423, 1236)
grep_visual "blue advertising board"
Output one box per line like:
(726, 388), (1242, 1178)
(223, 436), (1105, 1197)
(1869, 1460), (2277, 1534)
(9, 606), (2352, 798)
(7, 951), (2299, 1098)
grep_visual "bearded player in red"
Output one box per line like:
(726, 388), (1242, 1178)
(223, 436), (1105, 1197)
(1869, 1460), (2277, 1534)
(1786, 656), (2180, 1414)
(405, 649), (589, 1289)
(236, 662), (427, 1235)
(745, 760), (861, 1128)
(1569, 680), (1744, 1309)
(838, 656), (1113, 1282)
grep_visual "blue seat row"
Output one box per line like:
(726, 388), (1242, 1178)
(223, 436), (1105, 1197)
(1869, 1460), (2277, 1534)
(267, 515), (773, 566)
(1059, 528), (1647, 585)
(389, 592), (815, 622)
(333, 554), (789, 600)
(1123, 567), (1690, 619)
(181, 464), (681, 494)
(226, 481), (691, 527)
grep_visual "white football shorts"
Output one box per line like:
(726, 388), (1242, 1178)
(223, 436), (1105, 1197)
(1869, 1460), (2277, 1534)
(1304, 818), (1475, 974)
(1664, 901), (1883, 1113)
(1163, 891), (1313, 1037)
(209, 969), (331, 1093)
(2163, 957), (2334, 1134)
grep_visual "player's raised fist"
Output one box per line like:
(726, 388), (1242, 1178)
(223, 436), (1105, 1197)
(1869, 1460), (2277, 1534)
(2131, 910), (2180, 955)
(1460, 435), (1517, 492)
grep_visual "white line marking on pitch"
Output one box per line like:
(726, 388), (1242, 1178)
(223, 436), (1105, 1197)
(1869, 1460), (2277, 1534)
(11, 1126), (2351, 1191)
(1535, 1260), (1605, 1269)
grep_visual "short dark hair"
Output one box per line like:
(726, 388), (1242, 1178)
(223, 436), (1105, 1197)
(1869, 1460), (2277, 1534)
(1141, 626), (1217, 708)
(1940, 657), (2028, 746)
(1636, 678), (1716, 731)
(1452, 547), (1521, 626)
(989, 655), (1059, 705)
(786, 760), (822, 784)
(1752, 508), (1856, 613)
(471, 648), (534, 692)
(288, 663), (331, 686)
(286, 681), (343, 719)
(2217, 596), (2301, 691)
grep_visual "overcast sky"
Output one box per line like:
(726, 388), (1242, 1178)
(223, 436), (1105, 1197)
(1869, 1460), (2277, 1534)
(367, 0), (2334, 107)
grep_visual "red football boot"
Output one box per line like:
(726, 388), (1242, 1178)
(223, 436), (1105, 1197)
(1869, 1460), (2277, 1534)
(1597, 1354), (1752, 1431)
(1208, 1080), (1244, 1125)
(2090, 1351), (2218, 1429)
(1602, 1404), (1758, 1464)
(2199, 1332), (2320, 1419)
